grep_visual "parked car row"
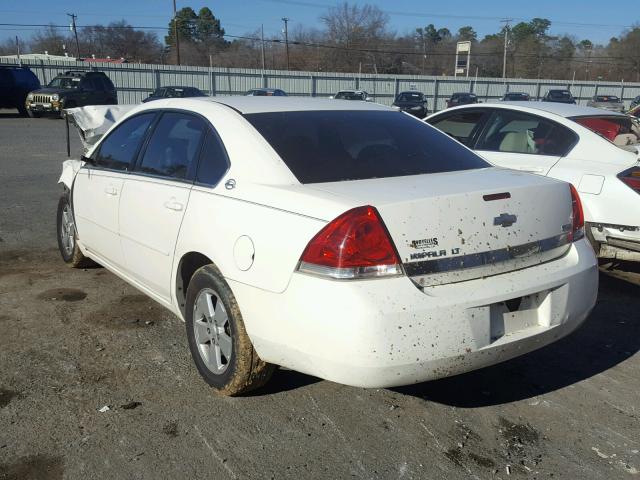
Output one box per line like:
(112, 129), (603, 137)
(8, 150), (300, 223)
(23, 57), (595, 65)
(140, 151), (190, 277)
(57, 96), (606, 396)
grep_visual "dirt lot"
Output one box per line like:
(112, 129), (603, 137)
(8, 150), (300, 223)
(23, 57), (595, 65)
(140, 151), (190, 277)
(1, 111), (639, 479)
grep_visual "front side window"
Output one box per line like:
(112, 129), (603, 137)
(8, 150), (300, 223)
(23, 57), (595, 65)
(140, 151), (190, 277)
(246, 110), (489, 184)
(476, 110), (576, 156)
(93, 113), (156, 170)
(138, 112), (206, 180)
(429, 110), (486, 146)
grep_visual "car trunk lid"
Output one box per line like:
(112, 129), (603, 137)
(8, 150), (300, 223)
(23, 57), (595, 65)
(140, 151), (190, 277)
(307, 168), (574, 286)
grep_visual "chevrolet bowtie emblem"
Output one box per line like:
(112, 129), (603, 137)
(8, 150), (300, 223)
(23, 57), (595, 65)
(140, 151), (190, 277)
(494, 213), (517, 227)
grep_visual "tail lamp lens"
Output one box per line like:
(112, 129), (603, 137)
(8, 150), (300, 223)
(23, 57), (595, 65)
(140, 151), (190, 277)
(569, 184), (585, 241)
(618, 167), (640, 193)
(297, 206), (403, 279)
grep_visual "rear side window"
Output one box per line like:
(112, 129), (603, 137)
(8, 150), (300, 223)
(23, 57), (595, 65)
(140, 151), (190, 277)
(94, 113), (155, 170)
(196, 129), (229, 186)
(245, 110), (489, 184)
(476, 110), (577, 156)
(572, 115), (638, 144)
(429, 111), (486, 146)
(138, 112), (206, 180)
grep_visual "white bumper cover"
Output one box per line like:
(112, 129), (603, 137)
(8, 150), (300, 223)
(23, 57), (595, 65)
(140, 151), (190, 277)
(230, 238), (598, 388)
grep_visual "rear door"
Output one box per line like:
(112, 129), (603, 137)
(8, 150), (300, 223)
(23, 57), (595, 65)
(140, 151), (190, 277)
(119, 111), (206, 300)
(473, 109), (577, 175)
(73, 112), (157, 269)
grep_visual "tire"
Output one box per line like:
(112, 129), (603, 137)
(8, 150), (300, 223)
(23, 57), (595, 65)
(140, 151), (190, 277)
(185, 265), (275, 396)
(56, 193), (92, 268)
(17, 105), (28, 117)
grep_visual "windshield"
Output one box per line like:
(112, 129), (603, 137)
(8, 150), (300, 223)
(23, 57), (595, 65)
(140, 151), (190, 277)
(47, 77), (80, 89)
(505, 93), (529, 100)
(245, 110), (489, 183)
(335, 92), (365, 100)
(395, 92), (424, 102)
(595, 96), (620, 102)
(549, 91), (571, 99)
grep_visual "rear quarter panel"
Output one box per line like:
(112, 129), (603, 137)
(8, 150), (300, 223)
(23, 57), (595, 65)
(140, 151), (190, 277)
(173, 186), (327, 297)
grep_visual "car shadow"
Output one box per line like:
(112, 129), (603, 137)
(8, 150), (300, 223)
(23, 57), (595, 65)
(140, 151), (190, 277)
(393, 272), (640, 407)
(249, 368), (321, 396)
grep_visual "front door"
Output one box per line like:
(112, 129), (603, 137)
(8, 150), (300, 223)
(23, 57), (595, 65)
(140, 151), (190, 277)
(119, 111), (206, 300)
(73, 112), (157, 269)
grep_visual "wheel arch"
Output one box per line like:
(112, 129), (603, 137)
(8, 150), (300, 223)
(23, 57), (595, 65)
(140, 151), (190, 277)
(175, 251), (215, 318)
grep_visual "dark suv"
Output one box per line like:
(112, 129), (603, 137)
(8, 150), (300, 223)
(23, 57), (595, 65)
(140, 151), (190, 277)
(392, 91), (428, 118)
(25, 70), (117, 118)
(0, 66), (41, 116)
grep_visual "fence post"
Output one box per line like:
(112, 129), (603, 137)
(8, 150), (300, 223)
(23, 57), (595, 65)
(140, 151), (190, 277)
(394, 77), (399, 98)
(535, 82), (541, 101)
(154, 65), (161, 91)
(433, 78), (440, 112)
(40, 60), (47, 85)
(208, 67), (214, 96)
(311, 75), (316, 97)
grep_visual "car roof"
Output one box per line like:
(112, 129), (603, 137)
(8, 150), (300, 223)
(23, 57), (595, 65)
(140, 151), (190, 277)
(157, 96), (391, 114)
(439, 101), (627, 119)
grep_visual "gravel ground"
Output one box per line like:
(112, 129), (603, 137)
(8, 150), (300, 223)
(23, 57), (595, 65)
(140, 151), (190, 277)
(1, 111), (639, 480)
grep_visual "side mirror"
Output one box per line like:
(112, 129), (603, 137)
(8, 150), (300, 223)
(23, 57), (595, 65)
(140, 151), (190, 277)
(81, 154), (95, 166)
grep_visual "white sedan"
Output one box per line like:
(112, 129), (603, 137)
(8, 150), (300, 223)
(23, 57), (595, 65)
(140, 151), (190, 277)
(426, 102), (640, 261)
(58, 97), (597, 395)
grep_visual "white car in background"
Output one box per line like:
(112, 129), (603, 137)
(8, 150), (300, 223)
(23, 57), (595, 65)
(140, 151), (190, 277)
(58, 97), (597, 396)
(427, 102), (640, 261)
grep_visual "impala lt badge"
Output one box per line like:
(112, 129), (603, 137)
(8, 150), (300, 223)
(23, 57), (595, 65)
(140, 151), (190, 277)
(494, 213), (517, 228)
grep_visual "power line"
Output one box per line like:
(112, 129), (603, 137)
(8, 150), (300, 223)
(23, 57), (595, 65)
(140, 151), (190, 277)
(1, 22), (638, 67)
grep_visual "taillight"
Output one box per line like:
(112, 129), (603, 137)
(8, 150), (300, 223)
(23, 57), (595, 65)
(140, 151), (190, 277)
(569, 184), (585, 241)
(618, 167), (640, 193)
(297, 205), (403, 279)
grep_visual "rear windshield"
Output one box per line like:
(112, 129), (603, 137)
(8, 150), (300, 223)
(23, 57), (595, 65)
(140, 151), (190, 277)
(549, 91), (571, 99)
(571, 115), (638, 143)
(505, 93), (529, 100)
(245, 110), (490, 183)
(595, 95), (620, 102)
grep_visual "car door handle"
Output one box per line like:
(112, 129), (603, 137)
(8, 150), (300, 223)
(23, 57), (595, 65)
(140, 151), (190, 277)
(104, 186), (118, 196)
(164, 200), (183, 211)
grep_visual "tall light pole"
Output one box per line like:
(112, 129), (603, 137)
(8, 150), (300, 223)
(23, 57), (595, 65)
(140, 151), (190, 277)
(173, 0), (181, 65)
(282, 17), (290, 70)
(501, 18), (512, 79)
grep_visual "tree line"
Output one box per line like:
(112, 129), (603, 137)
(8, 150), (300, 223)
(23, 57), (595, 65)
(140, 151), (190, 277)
(3, 2), (640, 82)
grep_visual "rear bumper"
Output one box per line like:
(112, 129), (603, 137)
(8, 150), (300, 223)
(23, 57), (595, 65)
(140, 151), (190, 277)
(589, 223), (640, 260)
(230, 238), (598, 388)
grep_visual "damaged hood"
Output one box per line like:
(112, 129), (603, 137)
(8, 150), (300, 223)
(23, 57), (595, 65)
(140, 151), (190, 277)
(66, 105), (137, 151)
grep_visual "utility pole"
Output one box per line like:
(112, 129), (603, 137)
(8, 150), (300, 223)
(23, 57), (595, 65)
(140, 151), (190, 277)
(261, 24), (266, 71)
(15, 36), (20, 64)
(282, 17), (290, 71)
(173, 0), (181, 65)
(500, 18), (512, 79)
(67, 13), (80, 60)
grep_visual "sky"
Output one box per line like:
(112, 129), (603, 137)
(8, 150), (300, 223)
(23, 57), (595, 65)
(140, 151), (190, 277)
(0, 0), (636, 46)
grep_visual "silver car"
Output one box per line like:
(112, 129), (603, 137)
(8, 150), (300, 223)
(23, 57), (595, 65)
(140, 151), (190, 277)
(587, 95), (625, 112)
